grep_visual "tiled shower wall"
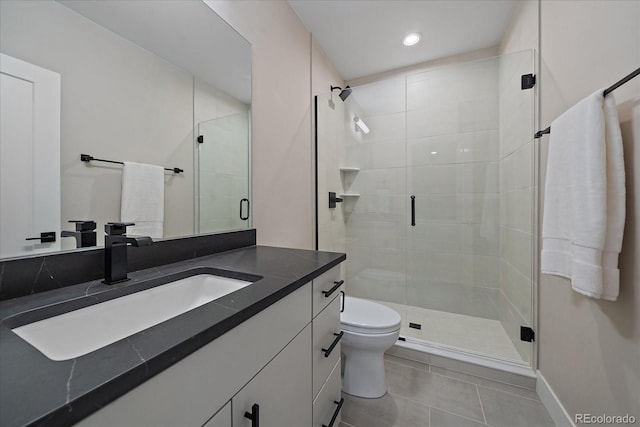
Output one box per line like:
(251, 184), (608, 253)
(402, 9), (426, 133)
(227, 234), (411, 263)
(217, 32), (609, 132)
(497, 51), (535, 363)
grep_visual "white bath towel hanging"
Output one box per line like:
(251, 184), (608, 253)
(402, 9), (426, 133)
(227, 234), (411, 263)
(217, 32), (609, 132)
(541, 89), (625, 300)
(121, 161), (164, 239)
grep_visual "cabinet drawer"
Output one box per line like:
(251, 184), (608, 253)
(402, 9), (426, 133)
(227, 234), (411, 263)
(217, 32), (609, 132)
(312, 295), (341, 399)
(312, 265), (342, 318)
(313, 359), (342, 427)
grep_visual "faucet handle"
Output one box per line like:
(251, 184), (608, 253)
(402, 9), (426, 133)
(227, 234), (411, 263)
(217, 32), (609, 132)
(69, 220), (97, 231)
(105, 222), (135, 236)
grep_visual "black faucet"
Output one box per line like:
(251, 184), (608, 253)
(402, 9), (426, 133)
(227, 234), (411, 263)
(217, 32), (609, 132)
(103, 222), (153, 285)
(61, 220), (97, 248)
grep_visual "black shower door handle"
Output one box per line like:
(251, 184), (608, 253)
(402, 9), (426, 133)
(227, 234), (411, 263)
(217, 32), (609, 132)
(240, 198), (250, 221)
(411, 195), (415, 226)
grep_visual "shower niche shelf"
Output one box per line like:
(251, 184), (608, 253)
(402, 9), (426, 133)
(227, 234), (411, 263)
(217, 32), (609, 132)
(340, 193), (360, 198)
(339, 167), (360, 172)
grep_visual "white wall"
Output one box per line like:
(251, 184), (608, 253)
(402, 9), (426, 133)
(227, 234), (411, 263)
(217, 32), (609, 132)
(207, 0), (314, 249)
(538, 0), (640, 419)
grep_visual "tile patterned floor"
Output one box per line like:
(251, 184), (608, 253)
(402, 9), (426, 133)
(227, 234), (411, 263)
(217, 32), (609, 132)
(372, 300), (525, 362)
(339, 355), (554, 427)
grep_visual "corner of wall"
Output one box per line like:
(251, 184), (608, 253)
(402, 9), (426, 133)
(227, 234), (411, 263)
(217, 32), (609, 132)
(536, 370), (576, 427)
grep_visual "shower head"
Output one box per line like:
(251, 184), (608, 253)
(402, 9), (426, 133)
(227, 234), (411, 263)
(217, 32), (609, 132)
(331, 85), (352, 101)
(339, 85), (352, 101)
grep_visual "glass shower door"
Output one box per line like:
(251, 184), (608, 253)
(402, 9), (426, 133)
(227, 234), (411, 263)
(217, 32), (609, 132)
(404, 51), (535, 365)
(197, 112), (250, 233)
(339, 78), (409, 330)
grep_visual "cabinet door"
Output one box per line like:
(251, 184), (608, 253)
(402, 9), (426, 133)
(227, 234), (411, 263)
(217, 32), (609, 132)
(202, 401), (231, 427)
(233, 324), (312, 427)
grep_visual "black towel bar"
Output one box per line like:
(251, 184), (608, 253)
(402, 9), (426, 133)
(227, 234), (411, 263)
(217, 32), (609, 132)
(80, 154), (183, 173)
(534, 67), (640, 139)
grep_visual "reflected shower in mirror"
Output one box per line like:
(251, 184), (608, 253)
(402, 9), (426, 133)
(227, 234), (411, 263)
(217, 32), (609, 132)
(197, 112), (250, 234)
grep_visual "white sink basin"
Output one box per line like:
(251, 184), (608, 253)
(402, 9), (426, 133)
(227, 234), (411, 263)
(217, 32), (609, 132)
(12, 274), (253, 361)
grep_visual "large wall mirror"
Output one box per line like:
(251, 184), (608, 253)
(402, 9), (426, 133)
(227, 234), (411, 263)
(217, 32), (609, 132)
(0, 0), (252, 259)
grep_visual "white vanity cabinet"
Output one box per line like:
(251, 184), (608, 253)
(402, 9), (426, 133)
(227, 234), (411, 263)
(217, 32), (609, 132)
(76, 283), (312, 427)
(76, 262), (344, 427)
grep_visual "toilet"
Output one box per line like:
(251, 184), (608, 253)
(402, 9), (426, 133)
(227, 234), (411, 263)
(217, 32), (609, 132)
(340, 296), (401, 398)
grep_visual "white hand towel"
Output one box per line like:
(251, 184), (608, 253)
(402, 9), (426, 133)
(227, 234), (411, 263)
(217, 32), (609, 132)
(121, 161), (164, 239)
(541, 89), (625, 300)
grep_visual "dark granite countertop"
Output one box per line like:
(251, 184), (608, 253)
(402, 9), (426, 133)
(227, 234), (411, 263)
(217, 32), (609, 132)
(0, 245), (345, 427)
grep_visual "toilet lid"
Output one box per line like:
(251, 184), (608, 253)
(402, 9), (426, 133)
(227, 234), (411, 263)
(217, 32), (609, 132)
(340, 296), (401, 334)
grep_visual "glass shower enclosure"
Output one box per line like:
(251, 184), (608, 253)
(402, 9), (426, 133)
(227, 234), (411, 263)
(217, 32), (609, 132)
(316, 50), (536, 366)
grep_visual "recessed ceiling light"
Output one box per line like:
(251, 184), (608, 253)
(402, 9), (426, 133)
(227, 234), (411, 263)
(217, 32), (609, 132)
(403, 33), (422, 46)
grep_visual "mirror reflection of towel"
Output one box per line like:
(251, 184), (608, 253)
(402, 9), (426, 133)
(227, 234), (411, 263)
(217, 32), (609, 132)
(121, 161), (164, 239)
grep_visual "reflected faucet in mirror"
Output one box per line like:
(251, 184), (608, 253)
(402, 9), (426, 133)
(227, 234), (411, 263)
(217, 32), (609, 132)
(61, 220), (97, 248)
(103, 222), (153, 285)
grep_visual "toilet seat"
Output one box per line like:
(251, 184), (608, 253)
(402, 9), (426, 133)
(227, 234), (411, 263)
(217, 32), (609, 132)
(340, 296), (401, 335)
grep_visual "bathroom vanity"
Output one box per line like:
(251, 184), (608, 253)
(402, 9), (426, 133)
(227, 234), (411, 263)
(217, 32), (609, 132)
(0, 238), (345, 427)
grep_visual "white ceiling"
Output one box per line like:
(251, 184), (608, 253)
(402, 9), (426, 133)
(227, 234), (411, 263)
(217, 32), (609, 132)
(289, 0), (519, 81)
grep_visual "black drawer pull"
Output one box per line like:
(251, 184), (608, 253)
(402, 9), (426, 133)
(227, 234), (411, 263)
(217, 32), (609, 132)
(322, 280), (344, 298)
(322, 398), (345, 427)
(244, 403), (259, 427)
(322, 331), (344, 357)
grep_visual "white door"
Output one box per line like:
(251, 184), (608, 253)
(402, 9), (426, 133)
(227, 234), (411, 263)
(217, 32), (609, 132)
(0, 53), (61, 258)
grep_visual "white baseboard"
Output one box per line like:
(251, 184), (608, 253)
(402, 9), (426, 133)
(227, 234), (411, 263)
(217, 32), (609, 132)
(536, 370), (575, 427)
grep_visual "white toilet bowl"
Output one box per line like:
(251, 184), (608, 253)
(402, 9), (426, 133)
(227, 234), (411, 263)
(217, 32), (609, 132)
(340, 296), (401, 398)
